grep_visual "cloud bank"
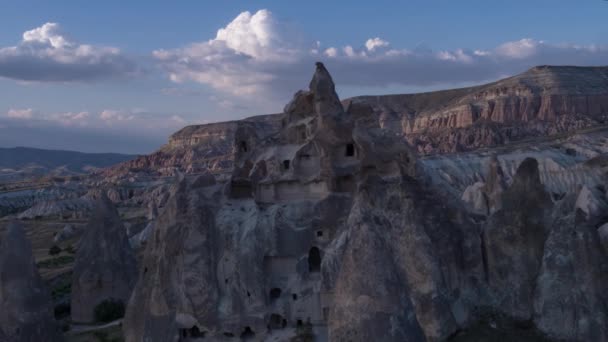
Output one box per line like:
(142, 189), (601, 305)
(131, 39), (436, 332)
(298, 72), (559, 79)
(154, 9), (608, 103)
(0, 23), (138, 82)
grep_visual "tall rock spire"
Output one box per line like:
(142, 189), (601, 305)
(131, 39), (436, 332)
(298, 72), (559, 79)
(0, 222), (63, 341)
(309, 62), (344, 116)
(71, 194), (137, 323)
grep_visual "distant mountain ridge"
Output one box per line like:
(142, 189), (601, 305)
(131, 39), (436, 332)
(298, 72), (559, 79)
(0, 146), (137, 174)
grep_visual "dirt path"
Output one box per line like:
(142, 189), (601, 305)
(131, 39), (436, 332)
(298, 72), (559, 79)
(67, 319), (122, 335)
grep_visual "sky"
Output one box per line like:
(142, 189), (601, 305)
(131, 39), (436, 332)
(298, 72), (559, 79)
(1, 0), (607, 154)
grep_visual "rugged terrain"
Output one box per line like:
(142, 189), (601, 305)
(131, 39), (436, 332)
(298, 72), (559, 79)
(1, 63), (608, 341)
(0, 146), (136, 182)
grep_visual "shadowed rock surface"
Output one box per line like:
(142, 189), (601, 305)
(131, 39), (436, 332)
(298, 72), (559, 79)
(0, 222), (63, 342)
(71, 194), (137, 323)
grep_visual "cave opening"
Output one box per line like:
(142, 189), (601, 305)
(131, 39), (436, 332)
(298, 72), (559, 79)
(283, 160), (291, 170)
(240, 141), (248, 152)
(179, 326), (205, 340)
(346, 143), (355, 157)
(308, 247), (321, 272)
(240, 326), (255, 339)
(269, 313), (285, 329)
(269, 288), (282, 301)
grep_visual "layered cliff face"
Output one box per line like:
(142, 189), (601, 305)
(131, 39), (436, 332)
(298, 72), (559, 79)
(103, 114), (282, 179)
(346, 65), (608, 154)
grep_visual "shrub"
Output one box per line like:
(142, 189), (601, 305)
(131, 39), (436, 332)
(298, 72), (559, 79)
(54, 302), (71, 319)
(49, 245), (62, 255)
(94, 299), (125, 323)
(65, 244), (76, 254)
(37, 255), (75, 269)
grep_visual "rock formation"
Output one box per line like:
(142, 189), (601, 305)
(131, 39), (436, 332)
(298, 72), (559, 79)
(71, 194), (137, 323)
(120, 63), (608, 342)
(0, 222), (63, 342)
(2, 63), (608, 341)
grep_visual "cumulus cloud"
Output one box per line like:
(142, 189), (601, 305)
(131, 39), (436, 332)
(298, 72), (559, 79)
(0, 22), (138, 82)
(6, 108), (34, 119)
(100, 109), (136, 122)
(154, 9), (608, 105)
(365, 37), (389, 51)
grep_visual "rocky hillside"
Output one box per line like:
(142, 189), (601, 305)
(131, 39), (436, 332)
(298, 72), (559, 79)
(103, 115), (282, 179)
(0, 146), (136, 182)
(345, 65), (608, 154)
(105, 65), (608, 179)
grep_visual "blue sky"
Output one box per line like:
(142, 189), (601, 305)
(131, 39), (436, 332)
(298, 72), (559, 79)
(1, 0), (607, 153)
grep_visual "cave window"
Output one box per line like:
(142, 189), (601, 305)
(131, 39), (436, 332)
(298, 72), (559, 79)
(301, 130), (307, 140)
(128, 189), (134, 199)
(269, 288), (282, 301)
(143, 267), (148, 275)
(283, 160), (291, 170)
(346, 143), (355, 157)
(308, 247), (321, 272)
(180, 326), (204, 339)
(240, 141), (248, 152)
(269, 314), (285, 330)
(247, 291), (251, 297)
(316, 230), (323, 237)
(292, 294), (298, 301)
(297, 320), (303, 327)
(240, 327), (255, 339)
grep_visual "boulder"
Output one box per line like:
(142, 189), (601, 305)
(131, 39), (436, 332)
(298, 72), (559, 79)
(53, 223), (79, 243)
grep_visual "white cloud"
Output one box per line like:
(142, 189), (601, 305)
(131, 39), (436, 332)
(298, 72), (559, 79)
(6, 108), (34, 119)
(153, 9), (608, 107)
(324, 47), (338, 58)
(100, 109), (136, 122)
(49, 111), (90, 126)
(365, 37), (389, 51)
(495, 38), (539, 59)
(0, 22), (138, 82)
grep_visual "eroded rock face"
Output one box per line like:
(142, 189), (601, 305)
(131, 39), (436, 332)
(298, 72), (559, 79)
(533, 196), (608, 341)
(122, 63), (608, 342)
(483, 158), (553, 320)
(0, 222), (63, 342)
(71, 195), (137, 323)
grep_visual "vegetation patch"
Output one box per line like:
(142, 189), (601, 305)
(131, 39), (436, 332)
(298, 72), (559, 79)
(94, 299), (126, 323)
(37, 255), (74, 269)
(51, 279), (71, 301)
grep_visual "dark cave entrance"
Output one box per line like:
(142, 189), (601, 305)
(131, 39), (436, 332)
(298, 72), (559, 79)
(308, 247), (321, 272)
(346, 143), (355, 157)
(269, 287), (282, 301)
(179, 326), (204, 340)
(240, 141), (248, 152)
(240, 326), (255, 339)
